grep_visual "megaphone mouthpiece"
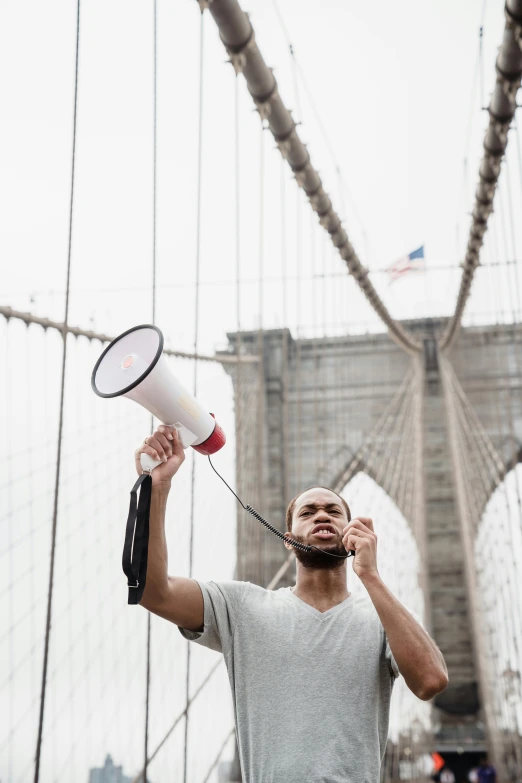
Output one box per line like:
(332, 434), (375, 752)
(193, 413), (226, 455)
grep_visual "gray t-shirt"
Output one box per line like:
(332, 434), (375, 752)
(180, 580), (400, 783)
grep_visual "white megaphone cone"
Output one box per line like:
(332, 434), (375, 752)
(91, 325), (226, 472)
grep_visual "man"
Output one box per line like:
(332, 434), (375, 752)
(477, 757), (496, 783)
(137, 427), (448, 782)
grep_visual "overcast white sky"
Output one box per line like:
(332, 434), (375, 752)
(1, 0), (522, 781)
(1, 0), (521, 351)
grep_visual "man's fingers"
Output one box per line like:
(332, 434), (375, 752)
(343, 534), (359, 552)
(157, 425), (174, 440)
(144, 436), (167, 460)
(354, 517), (374, 531)
(154, 432), (172, 456)
(343, 528), (374, 542)
(343, 529), (363, 543)
(156, 427), (185, 455)
(342, 520), (376, 537)
(134, 427), (187, 479)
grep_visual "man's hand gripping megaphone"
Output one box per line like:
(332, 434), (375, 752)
(135, 425), (186, 486)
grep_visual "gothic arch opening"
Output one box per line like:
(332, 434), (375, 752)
(340, 471), (432, 769)
(475, 464), (522, 747)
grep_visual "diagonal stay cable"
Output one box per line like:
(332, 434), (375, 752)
(201, 726), (236, 783)
(200, 0), (420, 354)
(332, 367), (415, 493)
(130, 657), (223, 783)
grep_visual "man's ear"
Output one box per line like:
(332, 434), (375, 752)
(283, 532), (293, 551)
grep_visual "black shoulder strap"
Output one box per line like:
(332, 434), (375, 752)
(122, 473), (152, 605)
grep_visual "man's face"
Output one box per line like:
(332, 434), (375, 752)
(285, 488), (349, 569)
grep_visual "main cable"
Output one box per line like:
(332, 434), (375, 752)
(207, 456), (353, 559)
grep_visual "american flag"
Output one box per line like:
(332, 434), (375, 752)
(387, 245), (425, 282)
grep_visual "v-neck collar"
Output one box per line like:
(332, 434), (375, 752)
(284, 587), (353, 620)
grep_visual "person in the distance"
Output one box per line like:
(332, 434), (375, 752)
(477, 756), (496, 783)
(137, 426), (449, 782)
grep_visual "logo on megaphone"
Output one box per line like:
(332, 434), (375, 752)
(91, 325), (225, 470)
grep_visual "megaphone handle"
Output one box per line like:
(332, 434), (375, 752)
(140, 423), (182, 473)
(140, 452), (163, 473)
(139, 423), (202, 473)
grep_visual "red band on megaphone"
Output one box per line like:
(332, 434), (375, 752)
(192, 415), (226, 455)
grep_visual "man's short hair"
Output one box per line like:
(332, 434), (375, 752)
(286, 486), (351, 531)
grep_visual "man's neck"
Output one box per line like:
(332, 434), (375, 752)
(292, 563), (349, 612)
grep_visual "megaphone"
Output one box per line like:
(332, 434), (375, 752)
(91, 324), (226, 472)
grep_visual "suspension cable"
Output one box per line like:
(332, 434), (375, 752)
(331, 369), (414, 492)
(0, 305), (258, 364)
(33, 2), (81, 780)
(203, 0), (421, 354)
(257, 123), (268, 585)
(183, 9), (206, 782)
(143, 3), (158, 779)
(455, 19), (485, 272)
(273, 0), (370, 256)
(440, 0), (522, 350)
(281, 159), (290, 507)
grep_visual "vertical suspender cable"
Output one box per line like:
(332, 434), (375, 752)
(34, 2), (81, 780)
(319, 233), (327, 472)
(479, 23), (485, 116)
(235, 71), (242, 443)
(505, 158), (521, 320)
(510, 114), (522, 320)
(280, 162), (286, 317)
(144, 3), (158, 781)
(295, 189), (302, 488)
(497, 184), (516, 320)
(152, 0), (157, 330)
(272, 1), (302, 125)
(310, 212), (320, 481)
(257, 124), (267, 584)
(515, 116), (522, 193)
(490, 223), (502, 323)
(280, 160), (289, 502)
(183, 8), (205, 781)
(234, 60), (245, 576)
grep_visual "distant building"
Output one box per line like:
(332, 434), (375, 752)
(88, 755), (132, 783)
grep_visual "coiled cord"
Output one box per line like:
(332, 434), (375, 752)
(245, 504), (312, 552)
(208, 456), (352, 560)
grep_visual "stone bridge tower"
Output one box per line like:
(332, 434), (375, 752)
(220, 317), (522, 760)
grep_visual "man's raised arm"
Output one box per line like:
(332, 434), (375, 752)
(135, 425), (204, 631)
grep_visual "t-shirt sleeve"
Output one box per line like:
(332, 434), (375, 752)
(178, 580), (249, 656)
